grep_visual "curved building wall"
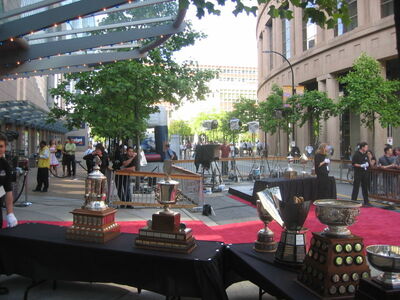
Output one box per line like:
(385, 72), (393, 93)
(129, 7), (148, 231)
(257, 0), (397, 158)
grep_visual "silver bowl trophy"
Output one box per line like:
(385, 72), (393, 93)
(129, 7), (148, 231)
(298, 199), (370, 298)
(254, 198), (277, 252)
(135, 160), (196, 253)
(66, 156), (120, 243)
(257, 187), (311, 266)
(366, 245), (400, 289)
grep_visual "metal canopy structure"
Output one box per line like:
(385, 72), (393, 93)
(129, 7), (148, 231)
(0, 0), (186, 79)
(0, 101), (69, 133)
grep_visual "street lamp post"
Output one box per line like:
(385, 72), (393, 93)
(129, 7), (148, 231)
(262, 50), (296, 153)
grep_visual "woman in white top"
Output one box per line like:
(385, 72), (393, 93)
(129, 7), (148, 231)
(49, 140), (59, 176)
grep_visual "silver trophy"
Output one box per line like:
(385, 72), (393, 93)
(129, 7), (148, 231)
(258, 187), (311, 266)
(254, 199), (277, 252)
(83, 155), (108, 210)
(314, 199), (361, 237)
(366, 245), (400, 288)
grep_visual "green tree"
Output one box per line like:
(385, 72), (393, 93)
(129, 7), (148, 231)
(49, 27), (214, 142)
(290, 90), (337, 146)
(169, 120), (193, 139)
(230, 97), (259, 131)
(182, 0), (351, 29)
(338, 53), (400, 131)
(258, 84), (293, 135)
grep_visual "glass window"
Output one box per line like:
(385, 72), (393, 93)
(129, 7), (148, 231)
(266, 21), (273, 70)
(302, 3), (316, 51)
(381, 0), (394, 18)
(282, 19), (291, 59)
(335, 0), (358, 36)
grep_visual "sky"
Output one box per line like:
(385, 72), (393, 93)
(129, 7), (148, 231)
(174, 3), (258, 67)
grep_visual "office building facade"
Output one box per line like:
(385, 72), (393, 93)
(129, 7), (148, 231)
(257, 0), (397, 158)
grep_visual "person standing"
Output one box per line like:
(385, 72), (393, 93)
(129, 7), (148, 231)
(314, 143), (332, 199)
(116, 147), (137, 208)
(49, 140), (59, 176)
(220, 141), (230, 175)
(33, 141), (50, 192)
(351, 142), (371, 207)
(0, 133), (18, 295)
(65, 138), (76, 177)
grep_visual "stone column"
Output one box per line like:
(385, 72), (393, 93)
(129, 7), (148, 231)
(326, 75), (340, 159)
(317, 78), (327, 143)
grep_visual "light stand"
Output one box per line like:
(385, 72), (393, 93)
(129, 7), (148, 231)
(228, 119), (243, 182)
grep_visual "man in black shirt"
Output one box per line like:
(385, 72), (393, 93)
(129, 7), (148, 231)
(115, 147), (138, 208)
(0, 133), (18, 295)
(351, 142), (371, 206)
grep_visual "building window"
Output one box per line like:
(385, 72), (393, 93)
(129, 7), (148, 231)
(335, 0), (358, 36)
(302, 2), (316, 51)
(266, 21), (273, 70)
(381, 0), (394, 18)
(282, 19), (291, 59)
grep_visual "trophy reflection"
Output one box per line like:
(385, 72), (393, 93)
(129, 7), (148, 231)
(135, 160), (196, 253)
(258, 187), (311, 267)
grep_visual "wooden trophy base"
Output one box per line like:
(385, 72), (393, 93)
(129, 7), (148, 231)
(274, 230), (307, 268)
(135, 211), (196, 253)
(66, 207), (120, 244)
(355, 278), (400, 300)
(298, 232), (370, 299)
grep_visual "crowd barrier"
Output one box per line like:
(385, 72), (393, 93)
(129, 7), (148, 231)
(368, 168), (400, 204)
(110, 166), (203, 208)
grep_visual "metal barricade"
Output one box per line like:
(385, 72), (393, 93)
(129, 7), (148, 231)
(110, 167), (203, 208)
(368, 168), (400, 204)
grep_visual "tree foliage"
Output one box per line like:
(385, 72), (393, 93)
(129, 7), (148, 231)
(291, 90), (336, 144)
(338, 53), (400, 129)
(258, 84), (295, 135)
(169, 120), (193, 138)
(49, 5), (215, 139)
(181, 0), (350, 29)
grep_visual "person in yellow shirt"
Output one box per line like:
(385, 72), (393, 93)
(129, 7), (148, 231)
(65, 138), (76, 177)
(33, 141), (50, 192)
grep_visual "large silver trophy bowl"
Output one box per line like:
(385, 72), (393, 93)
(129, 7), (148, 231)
(366, 245), (400, 288)
(257, 187), (311, 266)
(314, 199), (361, 237)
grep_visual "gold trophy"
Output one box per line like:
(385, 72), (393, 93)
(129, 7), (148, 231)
(135, 161), (196, 253)
(66, 156), (120, 243)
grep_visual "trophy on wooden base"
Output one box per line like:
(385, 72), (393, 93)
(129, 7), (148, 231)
(253, 198), (277, 253)
(66, 156), (120, 243)
(257, 187), (311, 266)
(135, 161), (196, 253)
(355, 245), (400, 300)
(298, 199), (370, 299)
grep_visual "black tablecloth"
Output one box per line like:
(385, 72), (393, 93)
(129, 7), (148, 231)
(252, 176), (336, 205)
(0, 223), (228, 300)
(223, 243), (320, 300)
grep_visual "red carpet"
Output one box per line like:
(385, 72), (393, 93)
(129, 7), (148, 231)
(3, 205), (399, 247)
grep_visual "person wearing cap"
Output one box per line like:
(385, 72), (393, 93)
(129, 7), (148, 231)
(0, 132), (18, 295)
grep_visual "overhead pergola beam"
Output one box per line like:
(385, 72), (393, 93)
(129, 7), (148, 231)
(0, 22), (184, 65)
(0, 0), (129, 41)
(26, 15), (175, 41)
(0, 0), (64, 20)
(91, 0), (174, 17)
(4, 49), (147, 77)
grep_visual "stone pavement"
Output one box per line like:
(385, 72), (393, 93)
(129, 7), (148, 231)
(0, 167), (392, 299)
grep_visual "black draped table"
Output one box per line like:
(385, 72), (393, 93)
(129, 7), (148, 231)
(0, 223), (228, 300)
(224, 243), (320, 300)
(252, 176), (337, 205)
